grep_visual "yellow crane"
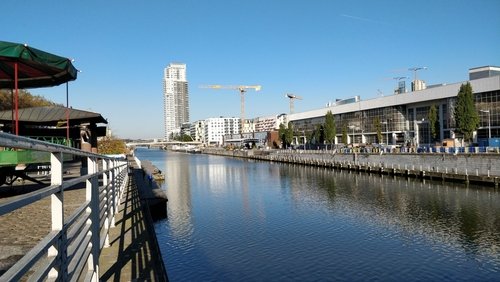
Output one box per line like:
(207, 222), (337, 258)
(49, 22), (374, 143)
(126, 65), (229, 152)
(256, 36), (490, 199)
(285, 93), (302, 114)
(201, 85), (262, 132)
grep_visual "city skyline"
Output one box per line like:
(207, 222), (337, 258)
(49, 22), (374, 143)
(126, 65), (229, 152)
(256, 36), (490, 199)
(2, 0), (499, 139)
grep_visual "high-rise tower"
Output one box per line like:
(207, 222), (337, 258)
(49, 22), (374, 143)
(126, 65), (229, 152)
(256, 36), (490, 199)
(163, 63), (189, 140)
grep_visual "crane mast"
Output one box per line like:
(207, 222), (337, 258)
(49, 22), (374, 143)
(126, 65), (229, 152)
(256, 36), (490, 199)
(201, 85), (261, 133)
(285, 93), (303, 114)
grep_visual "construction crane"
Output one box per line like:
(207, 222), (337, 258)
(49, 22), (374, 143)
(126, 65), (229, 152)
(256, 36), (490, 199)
(201, 85), (261, 132)
(285, 93), (302, 114)
(408, 67), (427, 82)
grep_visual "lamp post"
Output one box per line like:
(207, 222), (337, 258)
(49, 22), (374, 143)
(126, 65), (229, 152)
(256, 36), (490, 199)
(480, 110), (491, 139)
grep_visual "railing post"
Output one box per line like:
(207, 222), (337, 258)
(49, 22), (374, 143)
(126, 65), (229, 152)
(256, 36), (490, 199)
(114, 160), (123, 208)
(110, 160), (118, 228)
(86, 156), (100, 281)
(48, 152), (66, 280)
(102, 159), (111, 248)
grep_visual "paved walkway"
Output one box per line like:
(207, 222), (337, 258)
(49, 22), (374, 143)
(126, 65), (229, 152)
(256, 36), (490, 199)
(0, 160), (167, 281)
(99, 161), (168, 282)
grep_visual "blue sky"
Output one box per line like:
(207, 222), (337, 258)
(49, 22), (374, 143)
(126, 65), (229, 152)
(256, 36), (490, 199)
(2, 0), (499, 139)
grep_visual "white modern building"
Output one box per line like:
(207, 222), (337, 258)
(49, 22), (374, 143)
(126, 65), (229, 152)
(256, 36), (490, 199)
(190, 120), (206, 143)
(288, 66), (500, 147)
(204, 117), (240, 145)
(163, 63), (189, 140)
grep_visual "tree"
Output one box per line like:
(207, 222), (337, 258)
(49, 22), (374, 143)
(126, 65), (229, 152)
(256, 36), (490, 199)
(428, 104), (439, 141)
(313, 124), (325, 146)
(324, 110), (336, 148)
(98, 135), (129, 154)
(285, 122), (294, 147)
(341, 124), (348, 144)
(0, 89), (60, 110)
(278, 123), (287, 148)
(173, 133), (193, 142)
(454, 82), (479, 143)
(278, 123), (294, 149)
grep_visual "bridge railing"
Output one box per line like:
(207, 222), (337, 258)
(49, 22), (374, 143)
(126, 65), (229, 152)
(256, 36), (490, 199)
(0, 132), (128, 281)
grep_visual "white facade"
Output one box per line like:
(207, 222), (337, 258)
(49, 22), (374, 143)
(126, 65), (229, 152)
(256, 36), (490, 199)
(190, 120), (206, 143)
(242, 119), (256, 133)
(163, 63), (189, 140)
(204, 117), (240, 145)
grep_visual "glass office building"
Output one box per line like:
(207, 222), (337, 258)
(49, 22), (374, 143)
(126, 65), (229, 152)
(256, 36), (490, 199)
(289, 67), (500, 147)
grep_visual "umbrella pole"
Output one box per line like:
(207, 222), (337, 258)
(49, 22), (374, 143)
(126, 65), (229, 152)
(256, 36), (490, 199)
(66, 82), (70, 146)
(15, 62), (19, 135)
(10, 89), (14, 132)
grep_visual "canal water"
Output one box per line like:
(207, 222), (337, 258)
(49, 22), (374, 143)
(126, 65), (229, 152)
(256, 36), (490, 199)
(134, 148), (500, 281)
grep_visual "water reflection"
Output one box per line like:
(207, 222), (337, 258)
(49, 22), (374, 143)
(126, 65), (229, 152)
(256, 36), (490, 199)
(135, 149), (500, 281)
(280, 164), (500, 263)
(163, 152), (193, 239)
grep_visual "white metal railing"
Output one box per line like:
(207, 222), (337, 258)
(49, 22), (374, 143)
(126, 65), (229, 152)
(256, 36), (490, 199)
(0, 132), (128, 281)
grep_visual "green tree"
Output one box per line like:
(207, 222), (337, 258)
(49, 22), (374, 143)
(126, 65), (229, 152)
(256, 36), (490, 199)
(324, 110), (336, 148)
(278, 123), (287, 148)
(374, 117), (382, 144)
(454, 82), (479, 143)
(341, 124), (348, 144)
(173, 133), (193, 142)
(285, 121), (294, 147)
(314, 124), (325, 146)
(428, 104), (439, 141)
(279, 123), (294, 148)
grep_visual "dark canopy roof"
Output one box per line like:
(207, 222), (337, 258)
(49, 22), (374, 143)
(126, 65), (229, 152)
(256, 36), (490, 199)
(0, 106), (107, 126)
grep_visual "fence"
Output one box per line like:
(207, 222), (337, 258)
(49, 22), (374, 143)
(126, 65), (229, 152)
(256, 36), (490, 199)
(0, 132), (128, 281)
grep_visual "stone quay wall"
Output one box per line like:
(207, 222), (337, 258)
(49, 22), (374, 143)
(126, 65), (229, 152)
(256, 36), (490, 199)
(202, 148), (500, 187)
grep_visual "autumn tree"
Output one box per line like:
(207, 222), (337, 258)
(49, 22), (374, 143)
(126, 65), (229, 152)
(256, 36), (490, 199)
(98, 135), (129, 154)
(453, 82), (479, 143)
(0, 89), (60, 110)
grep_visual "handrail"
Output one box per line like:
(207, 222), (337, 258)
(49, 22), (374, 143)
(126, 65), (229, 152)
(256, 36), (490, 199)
(0, 132), (128, 281)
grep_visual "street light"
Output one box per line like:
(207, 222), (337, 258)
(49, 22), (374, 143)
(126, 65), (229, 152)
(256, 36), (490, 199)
(480, 110), (491, 139)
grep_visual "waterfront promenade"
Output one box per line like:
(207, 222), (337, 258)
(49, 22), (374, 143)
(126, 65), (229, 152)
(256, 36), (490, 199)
(98, 157), (167, 281)
(0, 157), (167, 281)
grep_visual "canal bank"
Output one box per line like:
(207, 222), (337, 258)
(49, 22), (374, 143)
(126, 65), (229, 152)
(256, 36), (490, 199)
(202, 148), (500, 187)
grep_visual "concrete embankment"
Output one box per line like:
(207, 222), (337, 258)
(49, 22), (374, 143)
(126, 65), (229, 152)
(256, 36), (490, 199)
(135, 159), (168, 220)
(202, 148), (500, 187)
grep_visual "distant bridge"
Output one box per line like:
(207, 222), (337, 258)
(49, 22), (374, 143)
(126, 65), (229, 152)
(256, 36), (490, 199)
(126, 141), (202, 148)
